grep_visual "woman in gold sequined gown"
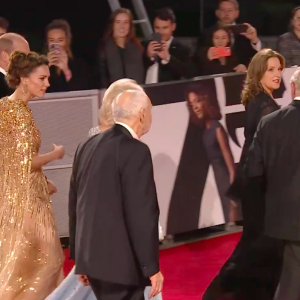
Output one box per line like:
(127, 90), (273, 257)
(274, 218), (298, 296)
(0, 51), (65, 300)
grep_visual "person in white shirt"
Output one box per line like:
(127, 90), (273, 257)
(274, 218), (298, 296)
(145, 8), (193, 84)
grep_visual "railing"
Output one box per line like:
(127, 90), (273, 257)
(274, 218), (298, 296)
(32, 67), (295, 237)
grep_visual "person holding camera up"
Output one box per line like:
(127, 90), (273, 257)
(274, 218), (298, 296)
(46, 19), (91, 93)
(194, 26), (246, 76)
(145, 8), (193, 84)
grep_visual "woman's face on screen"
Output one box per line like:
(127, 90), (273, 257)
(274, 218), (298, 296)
(188, 92), (209, 119)
(260, 57), (283, 92)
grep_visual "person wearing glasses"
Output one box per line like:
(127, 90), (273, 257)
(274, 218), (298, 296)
(277, 6), (300, 67)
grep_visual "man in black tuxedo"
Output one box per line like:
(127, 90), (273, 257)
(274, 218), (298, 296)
(144, 8), (193, 84)
(69, 89), (163, 300)
(199, 0), (260, 67)
(0, 33), (29, 98)
(247, 69), (300, 300)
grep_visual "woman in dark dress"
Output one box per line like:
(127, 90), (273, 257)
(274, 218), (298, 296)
(203, 49), (286, 300)
(187, 90), (236, 227)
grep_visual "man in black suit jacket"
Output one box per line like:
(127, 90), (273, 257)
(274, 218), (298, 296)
(69, 89), (163, 300)
(246, 69), (300, 300)
(144, 8), (193, 84)
(0, 33), (29, 98)
(199, 0), (260, 67)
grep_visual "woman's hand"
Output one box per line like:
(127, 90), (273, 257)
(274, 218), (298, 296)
(52, 144), (65, 160)
(56, 50), (69, 72)
(207, 47), (219, 61)
(47, 51), (60, 67)
(234, 64), (247, 73)
(47, 180), (57, 195)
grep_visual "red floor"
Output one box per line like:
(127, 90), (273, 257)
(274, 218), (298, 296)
(64, 232), (241, 299)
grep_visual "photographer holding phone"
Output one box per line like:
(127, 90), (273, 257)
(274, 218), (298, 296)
(45, 19), (91, 93)
(199, 0), (261, 67)
(195, 26), (246, 76)
(145, 8), (193, 84)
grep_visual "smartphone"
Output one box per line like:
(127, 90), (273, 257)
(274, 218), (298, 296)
(49, 44), (60, 52)
(150, 32), (162, 51)
(227, 24), (248, 35)
(211, 47), (231, 58)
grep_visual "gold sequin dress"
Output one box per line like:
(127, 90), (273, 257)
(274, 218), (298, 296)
(0, 97), (64, 299)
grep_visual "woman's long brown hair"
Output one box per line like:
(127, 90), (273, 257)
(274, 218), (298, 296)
(241, 49), (285, 106)
(103, 8), (143, 50)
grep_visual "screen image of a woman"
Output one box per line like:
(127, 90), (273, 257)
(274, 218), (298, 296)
(187, 88), (237, 228)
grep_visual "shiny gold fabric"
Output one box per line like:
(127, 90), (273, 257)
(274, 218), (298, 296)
(0, 97), (64, 300)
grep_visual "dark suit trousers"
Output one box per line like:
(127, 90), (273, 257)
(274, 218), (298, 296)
(275, 241), (300, 300)
(88, 277), (145, 300)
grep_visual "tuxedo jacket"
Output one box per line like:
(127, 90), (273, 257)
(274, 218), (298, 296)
(0, 72), (13, 98)
(246, 100), (300, 241)
(144, 38), (194, 83)
(69, 124), (160, 286)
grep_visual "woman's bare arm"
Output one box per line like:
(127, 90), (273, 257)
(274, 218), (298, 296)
(216, 127), (235, 183)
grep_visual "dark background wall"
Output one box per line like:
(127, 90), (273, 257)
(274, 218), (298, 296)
(1, 0), (299, 64)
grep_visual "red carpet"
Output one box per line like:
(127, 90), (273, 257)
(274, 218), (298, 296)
(64, 232), (241, 299)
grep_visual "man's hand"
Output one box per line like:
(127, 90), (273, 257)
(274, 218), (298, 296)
(240, 23), (258, 44)
(234, 64), (247, 73)
(149, 271), (164, 298)
(47, 180), (57, 195)
(147, 41), (161, 59)
(78, 274), (90, 286)
(157, 42), (170, 62)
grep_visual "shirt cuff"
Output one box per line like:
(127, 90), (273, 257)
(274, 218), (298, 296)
(251, 39), (262, 51)
(161, 55), (171, 65)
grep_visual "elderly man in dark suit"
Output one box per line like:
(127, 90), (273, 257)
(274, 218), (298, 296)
(69, 88), (163, 300)
(246, 68), (300, 300)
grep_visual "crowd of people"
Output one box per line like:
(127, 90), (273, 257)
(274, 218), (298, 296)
(1, 0), (300, 97)
(1, 0), (300, 300)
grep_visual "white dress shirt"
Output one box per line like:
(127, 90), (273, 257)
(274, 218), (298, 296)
(0, 67), (6, 76)
(295, 97), (300, 101)
(115, 121), (139, 139)
(145, 36), (174, 84)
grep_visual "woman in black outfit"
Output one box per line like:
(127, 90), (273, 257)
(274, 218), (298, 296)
(194, 26), (247, 76)
(203, 49), (286, 300)
(45, 19), (91, 93)
(98, 8), (144, 88)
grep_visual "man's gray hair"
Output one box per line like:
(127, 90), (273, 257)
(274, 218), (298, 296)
(291, 69), (300, 92)
(99, 79), (143, 126)
(112, 90), (149, 121)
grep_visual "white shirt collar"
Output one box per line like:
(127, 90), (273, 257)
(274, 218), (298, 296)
(166, 36), (174, 48)
(115, 122), (139, 140)
(294, 97), (300, 101)
(0, 67), (6, 75)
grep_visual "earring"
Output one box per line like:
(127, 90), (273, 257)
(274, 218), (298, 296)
(22, 84), (28, 95)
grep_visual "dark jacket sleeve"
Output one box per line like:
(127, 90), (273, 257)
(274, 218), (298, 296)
(98, 47), (110, 89)
(121, 142), (160, 278)
(165, 44), (194, 79)
(245, 118), (265, 178)
(68, 144), (80, 261)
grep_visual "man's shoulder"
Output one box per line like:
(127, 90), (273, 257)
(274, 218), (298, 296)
(260, 104), (294, 127)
